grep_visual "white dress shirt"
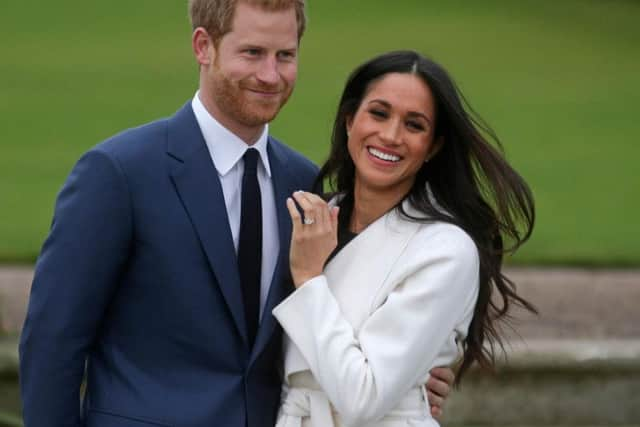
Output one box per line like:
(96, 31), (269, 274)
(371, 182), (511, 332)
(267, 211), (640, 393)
(191, 92), (279, 319)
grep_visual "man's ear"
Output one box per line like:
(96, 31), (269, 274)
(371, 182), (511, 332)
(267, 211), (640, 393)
(192, 27), (215, 66)
(426, 135), (444, 162)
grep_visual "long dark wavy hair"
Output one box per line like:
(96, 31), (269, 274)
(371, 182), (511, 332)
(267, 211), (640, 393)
(315, 50), (537, 384)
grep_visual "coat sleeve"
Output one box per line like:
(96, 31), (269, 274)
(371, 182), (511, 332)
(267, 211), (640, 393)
(273, 227), (479, 426)
(19, 148), (132, 427)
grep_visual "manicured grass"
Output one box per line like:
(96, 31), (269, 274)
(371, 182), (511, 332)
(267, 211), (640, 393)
(1, 1), (639, 265)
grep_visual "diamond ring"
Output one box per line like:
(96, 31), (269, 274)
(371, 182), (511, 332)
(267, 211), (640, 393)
(303, 217), (315, 225)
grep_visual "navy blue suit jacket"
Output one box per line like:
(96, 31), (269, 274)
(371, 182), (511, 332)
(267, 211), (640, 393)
(19, 102), (319, 427)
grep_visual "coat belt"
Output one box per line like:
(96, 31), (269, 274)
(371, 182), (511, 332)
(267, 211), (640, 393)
(276, 386), (430, 427)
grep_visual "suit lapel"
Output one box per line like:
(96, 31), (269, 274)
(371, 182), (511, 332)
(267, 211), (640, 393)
(167, 103), (249, 348)
(250, 139), (297, 363)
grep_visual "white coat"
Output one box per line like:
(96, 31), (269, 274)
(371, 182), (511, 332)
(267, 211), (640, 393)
(273, 200), (480, 427)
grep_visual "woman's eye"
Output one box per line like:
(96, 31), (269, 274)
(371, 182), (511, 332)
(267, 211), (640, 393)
(407, 121), (426, 131)
(369, 109), (387, 119)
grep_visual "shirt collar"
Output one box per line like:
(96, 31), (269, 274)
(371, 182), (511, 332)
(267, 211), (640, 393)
(191, 91), (272, 177)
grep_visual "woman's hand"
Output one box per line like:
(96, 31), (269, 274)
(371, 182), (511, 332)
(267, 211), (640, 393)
(286, 191), (339, 288)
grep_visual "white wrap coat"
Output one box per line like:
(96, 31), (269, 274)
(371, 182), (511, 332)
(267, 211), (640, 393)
(273, 201), (480, 427)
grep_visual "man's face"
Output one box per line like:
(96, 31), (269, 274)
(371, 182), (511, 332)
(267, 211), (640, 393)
(201, 2), (299, 141)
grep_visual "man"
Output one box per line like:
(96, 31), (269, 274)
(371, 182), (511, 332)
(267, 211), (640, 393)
(19, 1), (452, 426)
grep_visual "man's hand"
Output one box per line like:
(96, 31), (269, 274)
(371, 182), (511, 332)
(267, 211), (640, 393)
(426, 367), (455, 418)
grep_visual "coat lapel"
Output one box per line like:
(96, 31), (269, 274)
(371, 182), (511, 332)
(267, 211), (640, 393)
(323, 202), (421, 319)
(166, 103), (248, 348)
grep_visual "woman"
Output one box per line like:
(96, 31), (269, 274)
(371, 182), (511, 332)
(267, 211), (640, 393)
(273, 51), (536, 427)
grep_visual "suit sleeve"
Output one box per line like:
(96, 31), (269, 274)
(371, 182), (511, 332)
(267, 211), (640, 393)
(273, 228), (479, 426)
(19, 149), (132, 427)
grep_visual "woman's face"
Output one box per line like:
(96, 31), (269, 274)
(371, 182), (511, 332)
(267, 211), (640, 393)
(347, 72), (440, 198)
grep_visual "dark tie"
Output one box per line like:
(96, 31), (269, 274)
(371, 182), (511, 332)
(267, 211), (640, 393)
(238, 148), (262, 347)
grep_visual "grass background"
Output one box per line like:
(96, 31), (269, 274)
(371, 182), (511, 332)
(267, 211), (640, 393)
(1, 0), (639, 265)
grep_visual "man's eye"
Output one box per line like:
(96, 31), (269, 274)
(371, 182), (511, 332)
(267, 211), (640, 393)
(246, 49), (261, 56)
(278, 51), (296, 60)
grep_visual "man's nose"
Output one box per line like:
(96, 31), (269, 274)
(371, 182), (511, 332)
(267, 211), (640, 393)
(255, 56), (279, 86)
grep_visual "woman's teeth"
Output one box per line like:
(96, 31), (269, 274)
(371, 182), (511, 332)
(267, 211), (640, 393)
(368, 147), (400, 162)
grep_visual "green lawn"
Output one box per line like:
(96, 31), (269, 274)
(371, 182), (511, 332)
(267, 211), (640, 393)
(1, 1), (639, 265)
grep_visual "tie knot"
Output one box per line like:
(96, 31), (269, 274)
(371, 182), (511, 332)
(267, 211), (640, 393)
(243, 148), (260, 174)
